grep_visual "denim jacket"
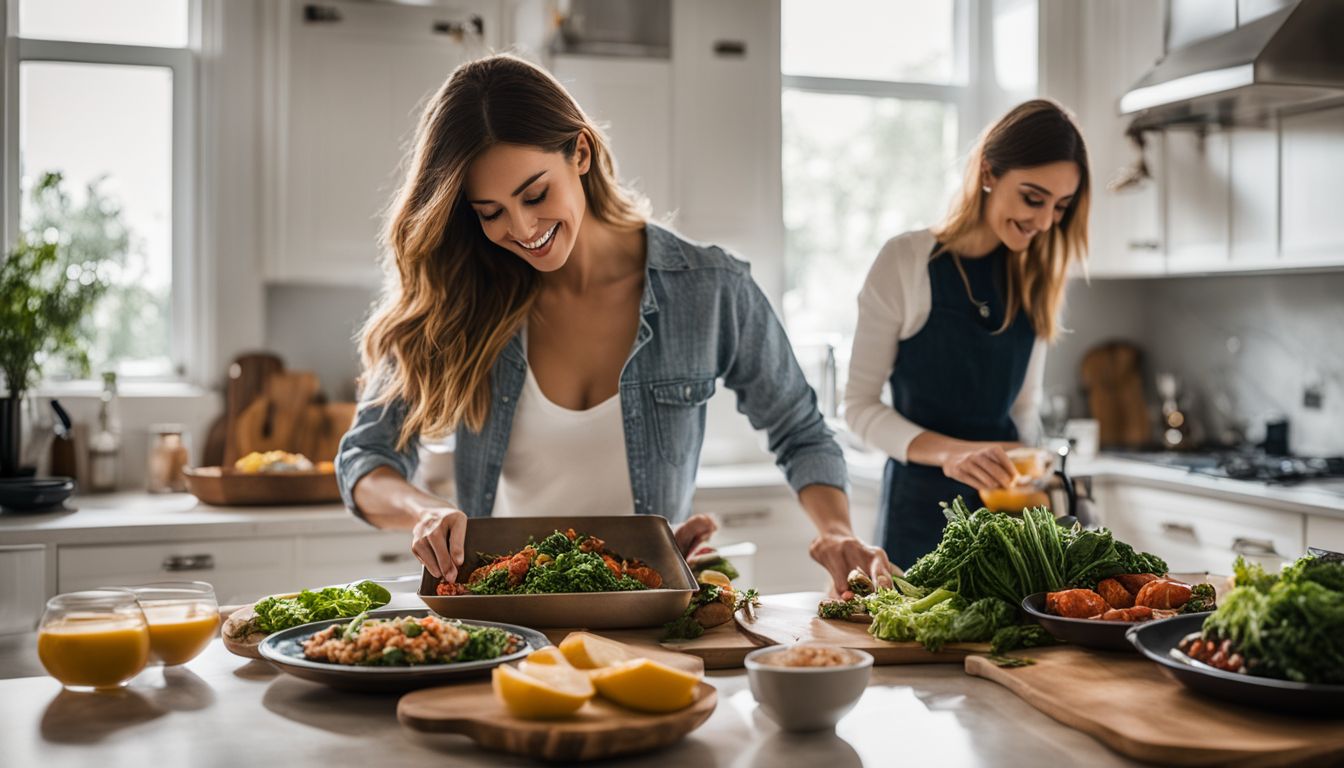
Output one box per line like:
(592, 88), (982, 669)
(336, 222), (847, 523)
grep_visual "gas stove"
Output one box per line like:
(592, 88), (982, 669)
(1115, 451), (1344, 486)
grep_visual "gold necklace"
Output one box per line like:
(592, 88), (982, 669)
(952, 253), (992, 319)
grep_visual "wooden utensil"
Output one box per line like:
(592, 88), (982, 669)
(1080, 341), (1151, 449)
(735, 594), (987, 664)
(223, 353), (285, 465)
(399, 650), (716, 764)
(966, 647), (1344, 767)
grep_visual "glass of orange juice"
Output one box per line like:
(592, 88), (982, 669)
(125, 581), (220, 666)
(980, 447), (1053, 512)
(38, 590), (151, 691)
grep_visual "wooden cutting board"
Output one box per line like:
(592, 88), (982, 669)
(966, 647), (1344, 767)
(735, 594), (987, 664)
(398, 632), (715, 762)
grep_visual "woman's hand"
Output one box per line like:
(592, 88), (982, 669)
(673, 514), (718, 557)
(941, 442), (1018, 490)
(808, 533), (899, 599)
(411, 506), (468, 581)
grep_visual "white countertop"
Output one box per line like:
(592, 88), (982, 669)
(0, 592), (1139, 768)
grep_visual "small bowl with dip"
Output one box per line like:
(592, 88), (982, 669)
(744, 644), (873, 732)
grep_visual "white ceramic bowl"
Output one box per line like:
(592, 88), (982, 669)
(744, 645), (873, 732)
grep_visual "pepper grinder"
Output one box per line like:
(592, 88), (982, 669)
(1156, 373), (1189, 450)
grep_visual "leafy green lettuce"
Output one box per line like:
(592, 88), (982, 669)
(253, 580), (392, 633)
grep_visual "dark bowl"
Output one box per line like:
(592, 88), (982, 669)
(0, 477), (75, 513)
(1127, 613), (1344, 715)
(1021, 592), (1178, 652)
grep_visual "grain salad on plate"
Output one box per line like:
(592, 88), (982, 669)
(302, 614), (524, 666)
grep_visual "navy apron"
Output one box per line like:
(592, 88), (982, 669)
(878, 243), (1037, 569)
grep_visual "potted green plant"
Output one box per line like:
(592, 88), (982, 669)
(0, 236), (107, 476)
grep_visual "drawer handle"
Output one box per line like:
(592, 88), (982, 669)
(1160, 522), (1197, 539)
(1232, 537), (1280, 558)
(162, 554), (215, 572)
(379, 552), (414, 564)
(719, 509), (771, 527)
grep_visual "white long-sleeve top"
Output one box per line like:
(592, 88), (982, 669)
(844, 229), (1046, 463)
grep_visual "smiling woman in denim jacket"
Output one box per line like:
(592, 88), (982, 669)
(335, 54), (892, 594)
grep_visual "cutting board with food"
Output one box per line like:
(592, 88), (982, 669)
(966, 646), (1344, 767)
(736, 593), (987, 664)
(399, 633), (716, 762)
(220, 580), (392, 659)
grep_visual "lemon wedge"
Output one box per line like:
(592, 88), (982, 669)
(524, 646), (569, 666)
(589, 658), (701, 713)
(492, 663), (593, 719)
(558, 633), (634, 669)
(697, 569), (732, 589)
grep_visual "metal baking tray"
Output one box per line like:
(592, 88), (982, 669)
(417, 516), (697, 629)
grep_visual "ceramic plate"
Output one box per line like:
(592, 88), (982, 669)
(258, 609), (548, 692)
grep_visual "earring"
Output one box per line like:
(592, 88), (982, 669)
(982, 185), (992, 194)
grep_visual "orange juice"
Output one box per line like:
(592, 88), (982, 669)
(980, 486), (1051, 513)
(143, 603), (220, 665)
(38, 616), (150, 689)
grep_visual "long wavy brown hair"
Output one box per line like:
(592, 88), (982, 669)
(360, 54), (647, 447)
(931, 99), (1090, 342)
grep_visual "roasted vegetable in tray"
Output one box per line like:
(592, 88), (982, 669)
(435, 528), (662, 596)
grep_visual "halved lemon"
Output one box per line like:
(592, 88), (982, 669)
(558, 633), (634, 670)
(523, 646), (569, 666)
(697, 569), (732, 589)
(589, 658), (701, 713)
(492, 663), (593, 719)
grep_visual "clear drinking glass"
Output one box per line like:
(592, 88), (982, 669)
(37, 590), (150, 691)
(124, 581), (219, 666)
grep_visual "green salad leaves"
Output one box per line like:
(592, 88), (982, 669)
(469, 548), (647, 595)
(1200, 554), (1344, 684)
(253, 580), (392, 634)
(903, 497), (1168, 605)
(860, 579), (1019, 652)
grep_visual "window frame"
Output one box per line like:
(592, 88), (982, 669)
(779, 0), (994, 343)
(2, 0), (202, 384)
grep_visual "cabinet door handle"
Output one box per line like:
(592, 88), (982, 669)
(379, 552), (414, 564)
(162, 554), (215, 572)
(1232, 537), (1280, 558)
(1160, 522), (1197, 539)
(719, 509), (771, 527)
(1127, 239), (1161, 251)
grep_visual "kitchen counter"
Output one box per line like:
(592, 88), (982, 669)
(0, 464), (835, 547)
(847, 451), (1344, 519)
(0, 592), (1138, 768)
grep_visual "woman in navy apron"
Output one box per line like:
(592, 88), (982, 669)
(845, 100), (1092, 569)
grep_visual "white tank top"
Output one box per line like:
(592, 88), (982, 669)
(493, 345), (635, 518)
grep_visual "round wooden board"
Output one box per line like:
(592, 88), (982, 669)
(398, 680), (717, 762)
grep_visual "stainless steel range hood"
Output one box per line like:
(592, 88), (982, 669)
(1120, 0), (1344, 130)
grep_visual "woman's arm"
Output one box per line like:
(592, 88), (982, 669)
(1009, 338), (1047, 446)
(799, 484), (897, 591)
(717, 268), (891, 593)
(336, 393), (469, 580)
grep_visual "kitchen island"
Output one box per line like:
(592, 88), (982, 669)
(0, 593), (1138, 768)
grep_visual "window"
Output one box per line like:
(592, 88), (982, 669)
(8, 0), (194, 380)
(780, 0), (968, 353)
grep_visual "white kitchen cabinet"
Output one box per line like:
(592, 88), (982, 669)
(1280, 104), (1344, 266)
(1073, 0), (1167, 277)
(294, 531), (419, 587)
(57, 538), (294, 606)
(0, 545), (47, 635)
(1306, 514), (1344, 553)
(1228, 125), (1280, 267)
(670, 0), (784, 300)
(1094, 482), (1305, 574)
(262, 0), (498, 285)
(551, 55), (673, 216)
(1165, 128), (1232, 272)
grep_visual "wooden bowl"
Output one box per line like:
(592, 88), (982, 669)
(183, 466), (340, 506)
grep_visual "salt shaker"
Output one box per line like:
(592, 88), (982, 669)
(147, 424), (190, 493)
